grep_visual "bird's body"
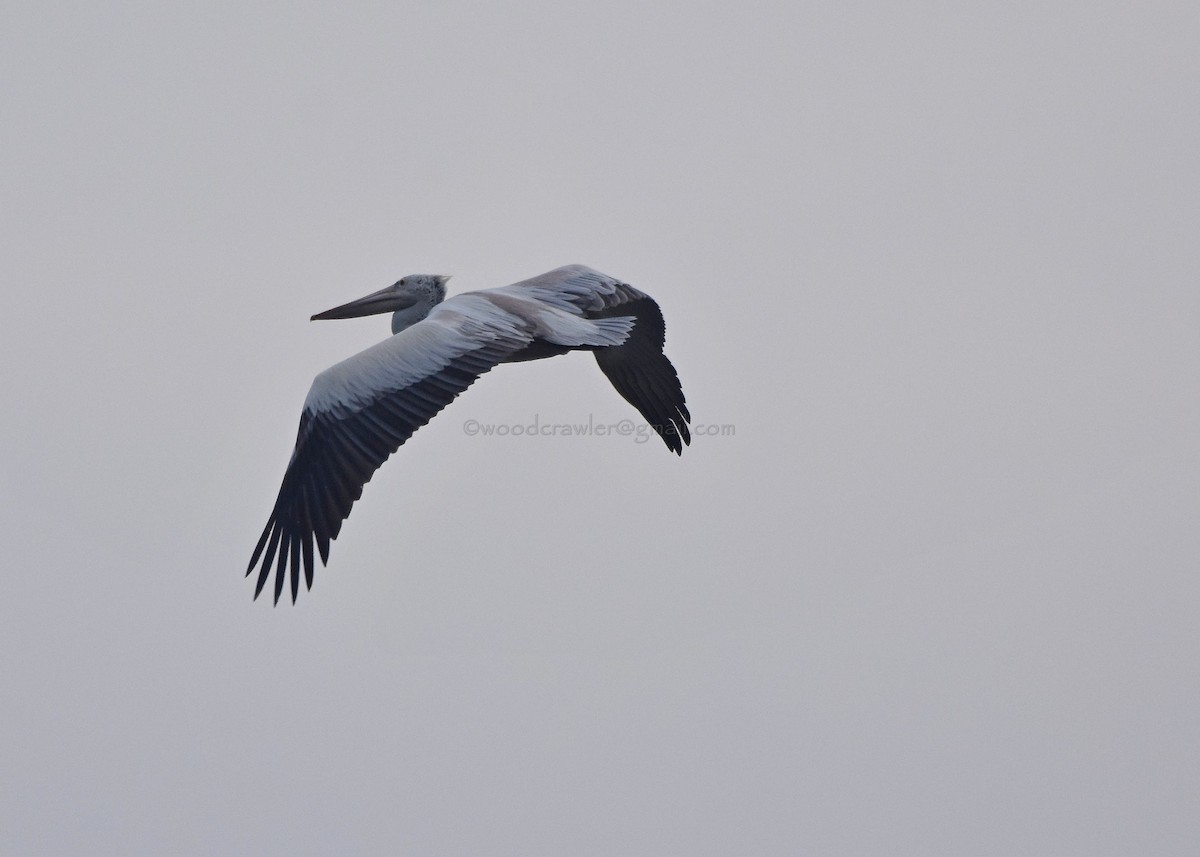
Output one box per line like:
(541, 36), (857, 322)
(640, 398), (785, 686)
(248, 264), (690, 603)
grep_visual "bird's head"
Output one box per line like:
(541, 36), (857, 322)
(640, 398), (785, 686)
(312, 274), (451, 334)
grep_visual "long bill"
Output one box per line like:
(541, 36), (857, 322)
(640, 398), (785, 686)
(311, 283), (417, 321)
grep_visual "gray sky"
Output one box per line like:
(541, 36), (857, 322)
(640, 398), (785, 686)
(3, 1), (1198, 854)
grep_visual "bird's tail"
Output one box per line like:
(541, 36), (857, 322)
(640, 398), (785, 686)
(542, 311), (635, 348)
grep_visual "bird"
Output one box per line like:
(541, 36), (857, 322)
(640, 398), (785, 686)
(247, 264), (691, 604)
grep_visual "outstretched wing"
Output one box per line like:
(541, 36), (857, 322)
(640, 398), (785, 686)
(491, 265), (691, 453)
(247, 298), (536, 604)
(591, 295), (691, 454)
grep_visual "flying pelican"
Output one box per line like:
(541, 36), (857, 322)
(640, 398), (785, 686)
(248, 264), (691, 604)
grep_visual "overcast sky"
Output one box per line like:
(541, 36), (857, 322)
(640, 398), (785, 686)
(3, 2), (1198, 854)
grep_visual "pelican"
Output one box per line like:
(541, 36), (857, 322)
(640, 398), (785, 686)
(248, 264), (691, 603)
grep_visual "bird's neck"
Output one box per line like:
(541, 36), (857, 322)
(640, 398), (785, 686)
(391, 301), (434, 334)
